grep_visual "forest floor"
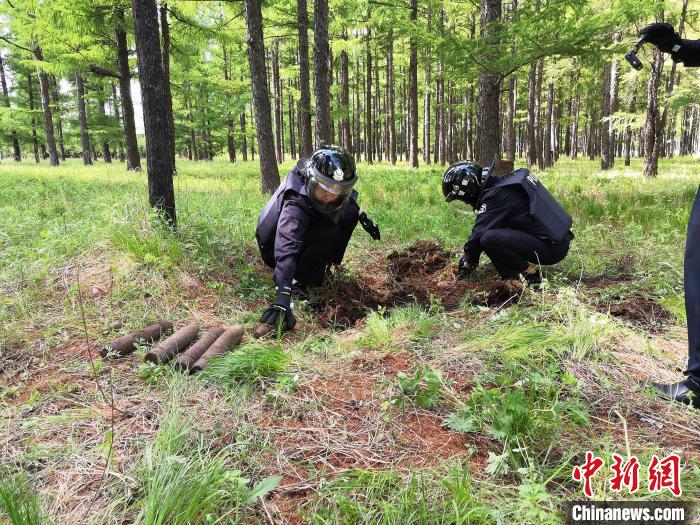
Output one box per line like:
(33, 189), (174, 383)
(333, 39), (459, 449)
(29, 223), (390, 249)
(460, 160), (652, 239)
(1, 157), (700, 524)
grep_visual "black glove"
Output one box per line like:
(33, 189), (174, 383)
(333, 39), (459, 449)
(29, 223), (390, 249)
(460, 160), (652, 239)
(359, 211), (381, 241)
(260, 291), (296, 331)
(457, 255), (475, 280)
(639, 23), (681, 53)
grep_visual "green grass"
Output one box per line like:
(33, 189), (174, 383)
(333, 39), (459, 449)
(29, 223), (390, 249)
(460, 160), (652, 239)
(132, 381), (281, 525)
(0, 474), (48, 525)
(1, 156), (699, 524)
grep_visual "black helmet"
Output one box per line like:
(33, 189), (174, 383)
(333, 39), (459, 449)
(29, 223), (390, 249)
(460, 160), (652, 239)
(305, 145), (357, 215)
(442, 161), (484, 208)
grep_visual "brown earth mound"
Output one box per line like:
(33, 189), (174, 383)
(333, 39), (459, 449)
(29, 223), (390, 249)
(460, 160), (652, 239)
(598, 297), (672, 330)
(316, 241), (523, 328)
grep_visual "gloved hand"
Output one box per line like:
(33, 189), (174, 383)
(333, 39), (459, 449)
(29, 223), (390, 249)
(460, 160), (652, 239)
(359, 211), (381, 241)
(260, 291), (296, 331)
(639, 23), (681, 53)
(457, 255), (475, 280)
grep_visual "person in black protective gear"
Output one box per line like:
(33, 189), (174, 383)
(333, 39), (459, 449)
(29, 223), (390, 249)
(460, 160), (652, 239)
(638, 23), (700, 67)
(443, 161), (574, 285)
(255, 145), (381, 333)
(636, 24), (700, 407)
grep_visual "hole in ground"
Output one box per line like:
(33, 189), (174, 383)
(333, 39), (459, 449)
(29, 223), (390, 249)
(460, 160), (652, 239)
(315, 240), (524, 328)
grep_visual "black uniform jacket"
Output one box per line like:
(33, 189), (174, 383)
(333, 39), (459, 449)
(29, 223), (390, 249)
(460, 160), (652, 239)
(464, 183), (555, 268)
(674, 38), (700, 67)
(266, 167), (358, 295)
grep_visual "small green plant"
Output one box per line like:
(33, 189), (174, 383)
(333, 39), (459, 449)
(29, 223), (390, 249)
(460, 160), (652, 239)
(0, 474), (49, 525)
(445, 367), (589, 475)
(396, 365), (444, 409)
(138, 361), (173, 385)
(265, 373), (301, 407)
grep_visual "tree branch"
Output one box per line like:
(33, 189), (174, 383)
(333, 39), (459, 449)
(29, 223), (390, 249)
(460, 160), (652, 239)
(90, 64), (121, 79)
(0, 36), (34, 54)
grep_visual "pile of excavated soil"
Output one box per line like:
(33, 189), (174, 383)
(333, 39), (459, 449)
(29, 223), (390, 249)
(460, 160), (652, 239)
(316, 241), (523, 327)
(598, 297), (672, 330)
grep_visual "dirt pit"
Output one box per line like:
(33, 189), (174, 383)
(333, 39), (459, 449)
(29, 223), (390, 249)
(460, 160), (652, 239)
(316, 240), (524, 327)
(598, 297), (672, 330)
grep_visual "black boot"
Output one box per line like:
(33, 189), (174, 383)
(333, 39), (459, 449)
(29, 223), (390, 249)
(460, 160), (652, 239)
(651, 378), (700, 408)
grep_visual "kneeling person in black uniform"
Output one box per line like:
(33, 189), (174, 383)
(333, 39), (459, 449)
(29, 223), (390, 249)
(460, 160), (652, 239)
(255, 145), (380, 334)
(442, 161), (573, 284)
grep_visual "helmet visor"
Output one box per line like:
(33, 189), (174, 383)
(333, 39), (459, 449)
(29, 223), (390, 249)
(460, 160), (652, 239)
(308, 175), (355, 214)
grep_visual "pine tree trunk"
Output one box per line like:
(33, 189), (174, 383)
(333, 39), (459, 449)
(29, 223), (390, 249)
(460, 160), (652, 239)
(0, 55), (21, 161)
(111, 83), (126, 162)
(387, 30), (396, 165)
(354, 56), (361, 162)
(408, 0), (419, 167)
(643, 45), (664, 178)
(423, 6), (432, 165)
(50, 75), (66, 161)
(365, 38), (373, 164)
(608, 58), (619, 166)
(505, 76), (516, 162)
(659, 0), (687, 159)
(132, 0), (177, 225)
(116, 10), (141, 170)
(313, 0), (332, 146)
(466, 87), (474, 159)
(273, 41), (284, 162)
(600, 61), (612, 170)
(288, 82), (296, 159)
(535, 58), (544, 170)
(544, 82), (553, 168)
(296, 0), (313, 157)
(475, 0), (501, 167)
(186, 82), (196, 160)
(97, 82), (112, 163)
(373, 54), (381, 161)
(223, 47), (236, 163)
(243, 0), (280, 192)
(624, 93), (636, 166)
(75, 74), (92, 166)
(526, 61), (537, 166)
(340, 32), (351, 152)
(570, 93), (579, 159)
(33, 46), (59, 166)
(159, 3), (176, 165)
(27, 73), (39, 163)
(240, 111), (248, 161)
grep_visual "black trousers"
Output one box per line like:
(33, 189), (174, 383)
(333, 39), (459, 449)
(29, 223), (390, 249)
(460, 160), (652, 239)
(261, 206), (359, 287)
(685, 187), (700, 384)
(480, 229), (570, 279)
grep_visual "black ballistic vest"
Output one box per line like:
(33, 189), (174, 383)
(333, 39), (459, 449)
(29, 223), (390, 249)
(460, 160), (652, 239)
(482, 168), (573, 242)
(255, 168), (357, 248)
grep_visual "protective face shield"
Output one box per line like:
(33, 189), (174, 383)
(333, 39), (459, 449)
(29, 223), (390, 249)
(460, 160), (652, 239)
(305, 146), (357, 215)
(307, 174), (355, 214)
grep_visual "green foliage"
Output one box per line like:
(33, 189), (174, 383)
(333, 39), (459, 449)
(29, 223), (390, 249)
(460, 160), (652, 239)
(355, 305), (439, 351)
(445, 367), (589, 476)
(200, 342), (287, 386)
(0, 474), (48, 525)
(306, 467), (493, 524)
(396, 365), (445, 409)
